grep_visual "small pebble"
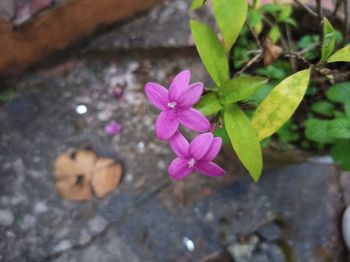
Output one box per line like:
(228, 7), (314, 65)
(182, 236), (195, 252)
(75, 104), (87, 114)
(0, 209), (14, 226)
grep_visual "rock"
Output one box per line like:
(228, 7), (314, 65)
(53, 240), (72, 253)
(0, 209), (14, 226)
(227, 235), (259, 262)
(256, 221), (282, 242)
(342, 206), (350, 250)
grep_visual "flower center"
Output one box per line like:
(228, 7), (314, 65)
(167, 101), (177, 109)
(187, 158), (195, 168)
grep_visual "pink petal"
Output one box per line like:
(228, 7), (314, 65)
(189, 133), (213, 160)
(155, 111), (179, 140)
(104, 121), (122, 135)
(145, 83), (169, 110)
(201, 137), (222, 161)
(195, 161), (225, 177)
(168, 70), (191, 102)
(168, 157), (193, 180)
(177, 82), (204, 108)
(178, 108), (210, 132)
(169, 132), (190, 158)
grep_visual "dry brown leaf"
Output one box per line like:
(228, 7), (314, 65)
(91, 158), (122, 197)
(53, 150), (122, 201)
(263, 38), (283, 66)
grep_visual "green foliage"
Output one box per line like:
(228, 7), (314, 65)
(304, 118), (334, 144)
(327, 45), (350, 63)
(190, 0), (350, 176)
(331, 141), (350, 170)
(277, 121), (299, 143)
(296, 35), (320, 60)
(218, 76), (267, 104)
(213, 0), (247, 52)
(328, 119), (350, 139)
(195, 92), (222, 116)
(224, 104), (262, 182)
(320, 18), (336, 62)
(252, 69), (311, 140)
(190, 0), (206, 10)
(310, 101), (335, 117)
(190, 20), (229, 86)
(326, 82), (350, 103)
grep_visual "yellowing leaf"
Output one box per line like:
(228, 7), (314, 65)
(213, 0), (247, 52)
(252, 69), (311, 140)
(327, 45), (350, 63)
(224, 104), (263, 182)
(190, 20), (229, 86)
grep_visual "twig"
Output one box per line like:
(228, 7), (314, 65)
(332, 0), (342, 16)
(291, 0), (318, 17)
(235, 53), (262, 76)
(344, 0), (349, 41)
(316, 0), (323, 19)
(283, 51), (312, 66)
(248, 24), (262, 49)
(285, 24), (297, 71)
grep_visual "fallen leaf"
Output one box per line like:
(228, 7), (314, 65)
(91, 158), (122, 197)
(53, 149), (122, 201)
(263, 38), (283, 66)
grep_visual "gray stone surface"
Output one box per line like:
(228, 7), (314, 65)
(84, 0), (214, 52)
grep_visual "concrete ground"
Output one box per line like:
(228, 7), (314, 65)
(0, 0), (349, 261)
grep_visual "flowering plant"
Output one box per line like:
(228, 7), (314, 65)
(146, 0), (350, 181)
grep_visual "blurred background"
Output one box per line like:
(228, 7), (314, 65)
(0, 0), (349, 261)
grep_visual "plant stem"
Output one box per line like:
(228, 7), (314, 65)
(316, 0), (323, 19)
(344, 0), (349, 41)
(332, 0), (342, 16)
(235, 53), (262, 76)
(291, 0), (317, 17)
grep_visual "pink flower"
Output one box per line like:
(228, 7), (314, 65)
(145, 70), (210, 140)
(168, 132), (225, 180)
(104, 121), (122, 135)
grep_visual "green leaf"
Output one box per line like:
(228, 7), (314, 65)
(252, 69), (311, 140)
(268, 25), (281, 44)
(327, 45), (350, 63)
(195, 92), (222, 116)
(218, 76), (268, 104)
(304, 118), (334, 143)
(213, 126), (230, 144)
(331, 141), (350, 170)
(277, 5), (292, 22)
(310, 101), (335, 116)
(326, 82), (350, 103)
(277, 121), (299, 143)
(224, 104), (263, 182)
(345, 102), (350, 117)
(328, 118), (350, 139)
(320, 18), (336, 62)
(190, 20), (229, 86)
(213, 0), (247, 52)
(191, 0), (206, 10)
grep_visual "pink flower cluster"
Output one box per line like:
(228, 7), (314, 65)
(145, 70), (225, 179)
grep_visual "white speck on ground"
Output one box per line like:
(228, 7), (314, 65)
(34, 202), (48, 214)
(53, 240), (72, 253)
